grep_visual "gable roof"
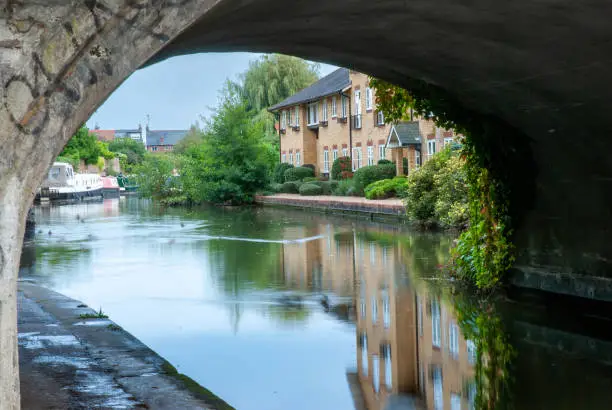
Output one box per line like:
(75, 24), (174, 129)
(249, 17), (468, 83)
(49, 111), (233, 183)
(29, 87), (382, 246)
(147, 130), (188, 146)
(90, 129), (115, 142)
(268, 68), (351, 112)
(386, 122), (422, 148)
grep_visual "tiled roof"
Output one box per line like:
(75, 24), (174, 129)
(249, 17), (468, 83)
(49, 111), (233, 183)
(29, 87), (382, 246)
(147, 130), (188, 146)
(268, 68), (350, 111)
(389, 122), (422, 146)
(90, 129), (115, 142)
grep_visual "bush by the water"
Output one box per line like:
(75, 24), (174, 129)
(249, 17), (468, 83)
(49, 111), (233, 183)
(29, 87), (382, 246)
(306, 180), (338, 195)
(331, 156), (353, 180)
(273, 163), (294, 183)
(270, 183), (284, 193)
(280, 181), (302, 193)
(403, 148), (468, 227)
(353, 163), (396, 194)
(299, 183), (323, 196)
(365, 177), (408, 200)
(333, 179), (359, 196)
(284, 166), (314, 182)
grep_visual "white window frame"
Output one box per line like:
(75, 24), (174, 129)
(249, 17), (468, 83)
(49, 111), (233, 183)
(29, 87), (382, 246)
(371, 295), (378, 324)
(449, 322), (459, 358)
(352, 147), (362, 171)
(295, 151), (301, 167)
(323, 149), (330, 173)
(367, 146), (374, 166)
(467, 340), (477, 364)
(331, 96), (337, 118)
(432, 299), (441, 348)
(444, 137), (454, 146)
(294, 106), (300, 127)
(341, 95), (348, 119)
(288, 109), (293, 126)
(428, 140), (436, 156)
(383, 345), (392, 390)
(377, 110), (385, 125)
(379, 145), (386, 161)
(289, 152), (293, 165)
(365, 87), (373, 111)
(322, 99), (328, 122)
(382, 291), (390, 328)
(307, 102), (318, 126)
(281, 111), (287, 130)
(282, 153), (286, 163)
(415, 150), (421, 168)
(361, 333), (368, 376)
(355, 90), (362, 115)
(332, 149), (338, 162)
(372, 354), (380, 393)
(451, 393), (461, 410)
(360, 296), (366, 319)
(342, 147), (348, 157)
(433, 366), (443, 410)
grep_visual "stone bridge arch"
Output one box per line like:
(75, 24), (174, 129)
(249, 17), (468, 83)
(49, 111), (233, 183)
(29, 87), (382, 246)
(2, 0), (612, 407)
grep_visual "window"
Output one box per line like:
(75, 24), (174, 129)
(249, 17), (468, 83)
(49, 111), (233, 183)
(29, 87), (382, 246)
(342, 147), (348, 157)
(428, 140), (436, 156)
(415, 150), (421, 168)
(355, 90), (362, 115)
(307, 102), (318, 125)
(323, 149), (330, 173)
(467, 340), (477, 364)
(282, 153), (286, 163)
(417, 296), (423, 336)
(365, 87), (373, 111)
(322, 99), (328, 122)
(332, 149), (338, 162)
(371, 295), (378, 324)
(377, 110), (385, 125)
(444, 137), (454, 146)
(372, 355), (380, 393)
(341, 95), (348, 118)
(361, 333), (368, 376)
(287, 109), (293, 126)
(379, 145), (386, 160)
(331, 96), (337, 118)
(432, 366), (443, 410)
(451, 394), (461, 410)
(281, 111), (287, 129)
(431, 299), (441, 348)
(382, 291), (390, 328)
(294, 106), (300, 127)
(383, 344), (392, 390)
(360, 296), (366, 319)
(367, 146), (374, 166)
(289, 152), (293, 165)
(449, 323), (459, 358)
(352, 148), (362, 171)
(296, 151), (301, 167)
(369, 242), (376, 265)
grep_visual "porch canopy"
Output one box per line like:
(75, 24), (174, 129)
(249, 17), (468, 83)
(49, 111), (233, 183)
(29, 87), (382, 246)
(385, 121), (422, 175)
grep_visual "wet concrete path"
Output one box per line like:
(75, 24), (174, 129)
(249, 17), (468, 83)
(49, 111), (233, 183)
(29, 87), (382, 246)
(18, 281), (232, 409)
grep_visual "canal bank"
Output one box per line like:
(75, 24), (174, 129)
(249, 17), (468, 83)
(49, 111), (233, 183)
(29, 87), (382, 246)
(255, 194), (407, 222)
(18, 280), (233, 410)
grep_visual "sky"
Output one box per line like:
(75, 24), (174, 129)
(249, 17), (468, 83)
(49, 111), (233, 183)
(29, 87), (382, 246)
(86, 53), (338, 131)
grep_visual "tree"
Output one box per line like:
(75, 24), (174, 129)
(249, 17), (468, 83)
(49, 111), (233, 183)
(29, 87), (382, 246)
(108, 137), (147, 172)
(59, 126), (101, 165)
(173, 124), (205, 155)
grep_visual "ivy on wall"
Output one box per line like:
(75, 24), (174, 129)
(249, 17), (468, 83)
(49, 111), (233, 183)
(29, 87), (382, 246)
(370, 77), (536, 289)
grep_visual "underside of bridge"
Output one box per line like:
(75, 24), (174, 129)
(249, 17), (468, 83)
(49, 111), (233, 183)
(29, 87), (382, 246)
(1, 0), (612, 406)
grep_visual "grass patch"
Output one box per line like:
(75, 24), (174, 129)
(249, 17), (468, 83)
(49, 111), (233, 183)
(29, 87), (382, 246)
(161, 361), (235, 410)
(79, 307), (108, 319)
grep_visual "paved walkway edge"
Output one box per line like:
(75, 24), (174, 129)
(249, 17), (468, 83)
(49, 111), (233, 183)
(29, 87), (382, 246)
(18, 281), (234, 410)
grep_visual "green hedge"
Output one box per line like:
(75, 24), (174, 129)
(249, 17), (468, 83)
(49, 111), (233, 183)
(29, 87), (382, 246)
(333, 179), (359, 196)
(303, 177), (318, 182)
(273, 163), (294, 184)
(331, 156), (353, 180)
(284, 166), (314, 182)
(378, 159), (393, 165)
(306, 180), (338, 195)
(299, 183), (323, 196)
(353, 163), (396, 193)
(364, 177), (408, 199)
(280, 181), (303, 193)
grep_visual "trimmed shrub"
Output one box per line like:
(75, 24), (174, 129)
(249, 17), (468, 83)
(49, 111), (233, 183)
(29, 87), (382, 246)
(303, 177), (318, 182)
(284, 166), (314, 182)
(333, 179), (359, 196)
(353, 163), (396, 194)
(331, 156), (353, 180)
(308, 180), (337, 195)
(364, 177), (408, 200)
(280, 181), (302, 193)
(299, 183), (323, 196)
(378, 159), (393, 165)
(270, 183), (283, 193)
(273, 163), (294, 184)
(302, 164), (316, 172)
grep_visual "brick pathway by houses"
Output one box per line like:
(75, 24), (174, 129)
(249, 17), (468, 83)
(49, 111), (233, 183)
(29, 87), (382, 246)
(255, 194), (406, 216)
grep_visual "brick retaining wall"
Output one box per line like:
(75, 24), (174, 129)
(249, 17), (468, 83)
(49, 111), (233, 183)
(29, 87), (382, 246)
(255, 194), (406, 216)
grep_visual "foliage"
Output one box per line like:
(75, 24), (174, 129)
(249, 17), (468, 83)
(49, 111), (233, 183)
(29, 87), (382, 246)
(133, 154), (177, 200)
(180, 95), (275, 205)
(59, 126), (102, 165)
(173, 125), (205, 155)
(95, 156), (105, 172)
(332, 179), (359, 196)
(331, 156), (353, 180)
(364, 177), (408, 200)
(97, 141), (115, 160)
(306, 180), (337, 195)
(378, 159), (393, 165)
(279, 181), (302, 193)
(273, 163), (294, 184)
(371, 76), (535, 289)
(302, 177), (317, 182)
(270, 183), (284, 193)
(298, 183), (323, 196)
(353, 163), (396, 194)
(284, 166), (314, 182)
(55, 155), (80, 170)
(108, 137), (147, 173)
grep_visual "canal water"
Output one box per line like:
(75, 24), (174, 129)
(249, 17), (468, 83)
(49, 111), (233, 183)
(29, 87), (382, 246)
(20, 198), (612, 410)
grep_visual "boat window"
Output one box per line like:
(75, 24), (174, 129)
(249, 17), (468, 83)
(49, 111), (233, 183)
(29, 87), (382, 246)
(49, 168), (60, 180)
